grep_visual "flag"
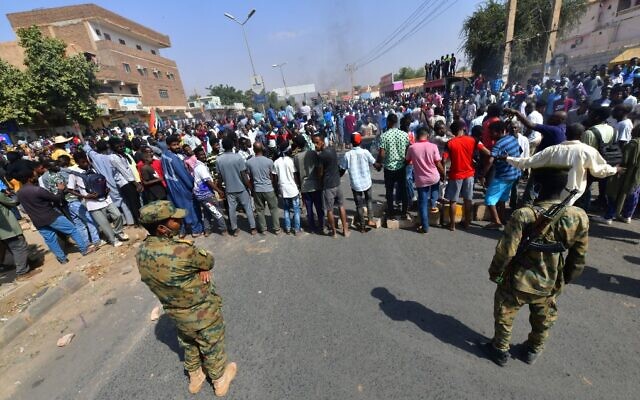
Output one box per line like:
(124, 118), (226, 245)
(149, 108), (158, 135)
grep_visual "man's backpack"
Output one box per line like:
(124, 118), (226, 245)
(66, 169), (109, 200)
(591, 126), (622, 166)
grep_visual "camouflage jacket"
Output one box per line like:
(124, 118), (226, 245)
(489, 202), (589, 296)
(136, 236), (217, 332)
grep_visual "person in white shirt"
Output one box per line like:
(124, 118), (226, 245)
(622, 85), (638, 108)
(470, 106), (487, 129)
(505, 123), (620, 205)
(613, 104), (634, 145)
(299, 101), (311, 121)
(272, 143), (300, 234)
(526, 101), (545, 154)
(68, 152), (126, 247)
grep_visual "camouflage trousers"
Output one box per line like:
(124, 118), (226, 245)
(492, 286), (558, 352)
(176, 297), (227, 380)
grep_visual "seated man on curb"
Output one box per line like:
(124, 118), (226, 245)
(15, 167), (95, 264)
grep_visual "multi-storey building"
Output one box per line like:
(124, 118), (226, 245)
(554, 0), (640, 72)
(1, 3), (187, 125)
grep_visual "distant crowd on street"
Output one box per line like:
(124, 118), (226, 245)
(0, 56), (639, 284)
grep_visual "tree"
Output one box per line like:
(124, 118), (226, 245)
(0, 26), (99, 126)
(395, 66), (424, 80)
(206, 84), (249, 105)
(461, 0), (588, 79)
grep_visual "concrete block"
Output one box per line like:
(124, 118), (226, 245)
(0, 316), (30, 348)
(385, 218), (400, 230)
(474, 202), (492, 222)
(59, 273), (89, 293)
(370, 218), (382, 229)
(27, 287), (64, 319)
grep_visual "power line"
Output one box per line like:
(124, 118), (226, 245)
(351, 0), (434, 67)
(355, 0), (458, 70)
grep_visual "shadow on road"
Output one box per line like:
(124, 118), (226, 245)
(623, 255), (640, 266)
(155, 314), (184, 361)
(371, 287), (486, 358)
(588, 222), (640, 245)
(573, 266), (640, 298)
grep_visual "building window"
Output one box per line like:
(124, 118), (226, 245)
(130, 86), (139, 95)
(166, 72), (175, 80)
(119, 38), (126, 45)
(136, 44), (142, 50)
(95, 28), (101, 36)
(104, 33), (111, 41)
(159, 89), (169, 98)
(618, 0), (640, 11)
(123, 63), (131, 73)
(153, 69), (160, 79)
(150, 49), (156, 55)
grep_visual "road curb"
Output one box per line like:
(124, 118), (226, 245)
(0, 272), (89, 348)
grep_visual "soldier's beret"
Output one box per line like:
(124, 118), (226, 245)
(139, 200), (187, 224)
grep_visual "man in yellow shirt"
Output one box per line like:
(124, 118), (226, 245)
(51, 136), (75, 165)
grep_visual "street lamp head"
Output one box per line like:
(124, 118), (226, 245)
(224, 12), (236, 21)
(247, 9), (256, 19)
(272, 64), (279, 68)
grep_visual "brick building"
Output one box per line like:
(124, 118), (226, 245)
(1, 3), (187, 125)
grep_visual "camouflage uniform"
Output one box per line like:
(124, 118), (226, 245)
(136, 201), (227, 380)
(488, 201), (589, 352)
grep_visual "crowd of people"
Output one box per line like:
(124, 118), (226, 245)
(0, 57), (639, 284)
(425, 53), (457, 80)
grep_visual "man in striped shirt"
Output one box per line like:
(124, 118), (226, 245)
(482, 121), (522, 229)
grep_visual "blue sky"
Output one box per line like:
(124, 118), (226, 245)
(0, 0), (484, 94)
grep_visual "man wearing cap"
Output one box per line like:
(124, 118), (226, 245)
(481, 167), (588, 367)
(137, 200), (237, 396)
(51, 135), (75, 165)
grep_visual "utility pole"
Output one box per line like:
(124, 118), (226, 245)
(543, 0), (563, 77)
(501, 0), (517, 86)
(345, 64), (356, 97)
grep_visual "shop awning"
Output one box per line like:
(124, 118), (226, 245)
(609, 46), (640, 65)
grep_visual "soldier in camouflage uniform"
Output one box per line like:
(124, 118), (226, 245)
(482, 168), (589, 366)
(136, 200), (237, 396)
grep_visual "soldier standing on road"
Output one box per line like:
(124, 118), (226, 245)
(136, 201), (237, 396)
(482, 167), (589, 366)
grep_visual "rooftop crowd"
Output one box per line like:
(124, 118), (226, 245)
(1, 57), (639, 283)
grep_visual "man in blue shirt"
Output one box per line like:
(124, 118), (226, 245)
(505, 108), (567, 152)
(482, 121), (522, 229)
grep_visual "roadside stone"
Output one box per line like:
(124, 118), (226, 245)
(121, 266), (133, 275)
(473, 203), (492, 222)
(56, 333), (75, 347)
(370, 218), (382, 229)
(104, 298), (117, 306)
(385, 218), (400, 230)
(150, 306), (162, 321)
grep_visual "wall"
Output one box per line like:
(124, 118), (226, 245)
(0, 41), (25, 70)
(87, 21), (160, 55)
(556, 0), (640, 64)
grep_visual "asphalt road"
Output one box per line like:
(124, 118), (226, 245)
(7, 171), (640, 400)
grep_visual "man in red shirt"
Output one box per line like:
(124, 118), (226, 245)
(444, 120), (486, 230)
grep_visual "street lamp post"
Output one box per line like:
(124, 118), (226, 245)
(272, 62), (288, 99)
(224, 9), (263, 111)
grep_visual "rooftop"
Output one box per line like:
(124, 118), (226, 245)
(7, 3), (171, 47)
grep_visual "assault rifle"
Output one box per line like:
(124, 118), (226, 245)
(495, 189), (579, 285)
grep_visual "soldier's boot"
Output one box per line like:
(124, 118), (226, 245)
(213, 362), (237, 397)
(524, 347), (542, 365)
(480, 342), (509, 367)
(188, 368), (207, 394)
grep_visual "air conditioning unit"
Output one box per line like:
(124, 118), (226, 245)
(152, 68), (159, 74)
(136, 65), (143, 70)
(103, 79), (109, 84)
(120, 81), (125, 86)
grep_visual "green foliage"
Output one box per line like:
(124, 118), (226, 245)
(0, 26), (99, 127)
(461, 0), (588, 79)
(395, 66), (424, 80)
(206, 84), (249, 105)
